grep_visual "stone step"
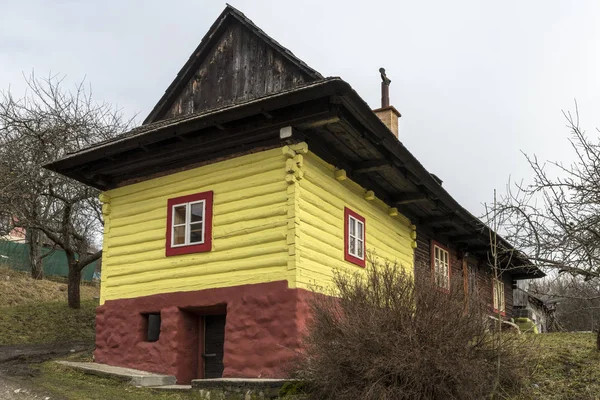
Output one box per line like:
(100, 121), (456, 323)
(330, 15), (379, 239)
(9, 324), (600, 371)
(149, 384), (192, 391)
(55, 361), (176, 387)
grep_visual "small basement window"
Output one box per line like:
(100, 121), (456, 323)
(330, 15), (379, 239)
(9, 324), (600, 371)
(143, 313), (161, 342)
(344, 207), (366, 268)
(166, 191), (213, 256)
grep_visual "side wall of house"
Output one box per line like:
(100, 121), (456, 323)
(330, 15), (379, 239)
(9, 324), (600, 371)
(414, 230), (514, 318)
(294, 151), (415, 290)
(99, 148), (292, 303)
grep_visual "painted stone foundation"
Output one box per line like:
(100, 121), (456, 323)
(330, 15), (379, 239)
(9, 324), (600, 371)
(95, 281), (312, 384)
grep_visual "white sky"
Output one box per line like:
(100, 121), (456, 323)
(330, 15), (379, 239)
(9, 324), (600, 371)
(1, 0), (599, 217)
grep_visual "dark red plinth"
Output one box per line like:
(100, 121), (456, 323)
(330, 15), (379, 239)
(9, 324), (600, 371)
(94, 281), (312, 383)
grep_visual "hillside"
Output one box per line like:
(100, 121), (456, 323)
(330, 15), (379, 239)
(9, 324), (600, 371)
(0, 266), (98, 345)
(510, 332), (600, 400)
(0, 266), (98, 307)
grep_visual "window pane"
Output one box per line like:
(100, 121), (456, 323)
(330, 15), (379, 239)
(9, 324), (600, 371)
(349, 218), (355, 236)
(173, 226), (185, 245)
(190, 202), (204, 223)
(357, 239), (364, 258)
(349, 237), (356, 255)
(189, 223), (204, 244)
(357, 221), (364, 240)
(173, 205), (186, 225)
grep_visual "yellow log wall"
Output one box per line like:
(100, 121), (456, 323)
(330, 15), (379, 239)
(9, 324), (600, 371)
(295, 151), (415, 291)
(99, 148), (291, 304)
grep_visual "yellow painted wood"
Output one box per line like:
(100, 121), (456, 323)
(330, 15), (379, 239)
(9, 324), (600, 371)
(334, 169), (347, 181)
(295, 151), (415, 291)
(100, 148), (291, 304)
(99, 143), (416, 304)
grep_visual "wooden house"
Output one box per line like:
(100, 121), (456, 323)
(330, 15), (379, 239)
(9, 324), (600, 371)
(46, 5), (543, 383)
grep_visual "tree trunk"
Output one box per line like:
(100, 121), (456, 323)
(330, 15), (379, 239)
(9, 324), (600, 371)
(28, 228), (44, 280)
(67, 265), (81, 309)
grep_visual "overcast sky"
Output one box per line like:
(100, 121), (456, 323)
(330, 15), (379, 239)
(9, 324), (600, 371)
(2, 1), (599, 217)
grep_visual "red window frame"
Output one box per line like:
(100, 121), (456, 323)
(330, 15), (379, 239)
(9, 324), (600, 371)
(166, 191), (213, 257)
(344, 207), (366, 268)
(431, 240), (451, 293)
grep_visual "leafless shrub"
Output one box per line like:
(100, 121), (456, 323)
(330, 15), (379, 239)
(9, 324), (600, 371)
(294, 260), (534, 400)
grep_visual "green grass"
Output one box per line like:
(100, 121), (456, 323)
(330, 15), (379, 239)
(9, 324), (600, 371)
(0, 299), (97, 345)
(0, 266), (99, 307)
(28, 333), (600, 400)
(35, 362), (208, 400)
(508, 332), (600, 400)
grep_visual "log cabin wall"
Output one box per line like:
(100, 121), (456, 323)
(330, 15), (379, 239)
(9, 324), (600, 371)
(293, 150), (415, 291)
(414, 230), (514, 318)
(99, 147), (292, 304)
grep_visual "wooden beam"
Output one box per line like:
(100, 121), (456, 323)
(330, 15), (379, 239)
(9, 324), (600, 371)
(420, 214), (455, 227)
(449, 234), (480, 242)
(433, 226), (457, 235)
(94, 100), (333, 176)
(393, 192), (428, 205)
(353, 159), (393, 174)
(467, 245), (491, 253)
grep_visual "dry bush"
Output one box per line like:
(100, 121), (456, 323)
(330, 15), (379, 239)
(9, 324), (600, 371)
(294, 261), (534, 400)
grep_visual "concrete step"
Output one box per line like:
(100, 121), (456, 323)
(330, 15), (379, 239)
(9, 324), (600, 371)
(149, 384), (192, 391)
(56, 361), (176, 387)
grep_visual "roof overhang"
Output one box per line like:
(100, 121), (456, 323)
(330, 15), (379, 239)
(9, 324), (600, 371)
(45, 77), (544, 280)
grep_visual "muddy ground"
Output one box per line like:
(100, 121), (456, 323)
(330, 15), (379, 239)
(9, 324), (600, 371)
(0, 342), (93, 400)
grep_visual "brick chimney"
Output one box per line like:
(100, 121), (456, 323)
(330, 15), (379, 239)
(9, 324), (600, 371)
(373, 68), (401, 137)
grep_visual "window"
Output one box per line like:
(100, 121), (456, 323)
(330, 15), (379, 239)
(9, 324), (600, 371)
(493, 278), (505, 314)
(166, 191), (213, 256)
(431, 241), (450, 291)
(344, 207), (365, 267)
(143, 313), (161, 342)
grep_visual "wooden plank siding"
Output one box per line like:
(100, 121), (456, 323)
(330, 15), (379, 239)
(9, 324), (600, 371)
(163, 21), (312, 121)
(415, 230), (514, 318)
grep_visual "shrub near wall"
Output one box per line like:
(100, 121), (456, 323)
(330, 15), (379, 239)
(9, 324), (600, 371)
(295, 261), (534, 400)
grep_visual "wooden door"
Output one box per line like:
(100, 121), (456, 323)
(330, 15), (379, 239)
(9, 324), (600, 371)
(203, 315), (226, 379)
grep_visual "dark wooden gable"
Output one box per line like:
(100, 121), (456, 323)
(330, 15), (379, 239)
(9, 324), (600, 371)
(145, 5), (322, 124)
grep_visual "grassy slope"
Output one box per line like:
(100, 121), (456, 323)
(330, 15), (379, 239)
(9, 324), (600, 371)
(0, 266), (98, 307)
(0, 299), (97, 345)
(0, 266), (98, 345)
(509, 332), (600, 400)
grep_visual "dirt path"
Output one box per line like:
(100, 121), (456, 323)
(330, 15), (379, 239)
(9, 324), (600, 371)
(0, 342), (92, 400)
(0, 373), (53, 400)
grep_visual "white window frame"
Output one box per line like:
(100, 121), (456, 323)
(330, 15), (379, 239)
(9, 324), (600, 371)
(170, 200), (206, 248)
(347, 215), (365, 260)
(433, 244), (450, 290)
(493, 278), (505, 313)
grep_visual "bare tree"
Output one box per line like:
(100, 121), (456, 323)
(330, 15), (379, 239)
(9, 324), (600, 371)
(487, 102), (600, 346)
(531, 275), (600, 332)
(0, 73), (133, 308)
